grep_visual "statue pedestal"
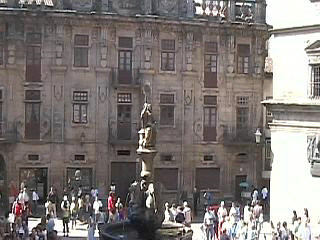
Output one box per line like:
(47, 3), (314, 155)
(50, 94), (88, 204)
(137, 148), (157, 181)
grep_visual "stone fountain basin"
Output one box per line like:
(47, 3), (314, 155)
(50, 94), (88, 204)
(100, 221), (193, 240)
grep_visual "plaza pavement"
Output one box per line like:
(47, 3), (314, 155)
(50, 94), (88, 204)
(27, 215), (273, 240)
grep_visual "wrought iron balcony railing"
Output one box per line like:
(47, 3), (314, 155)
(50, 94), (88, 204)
(0, 121), (18, 142)
(111, 68), (141, 88)
(222, 125), (255, 144)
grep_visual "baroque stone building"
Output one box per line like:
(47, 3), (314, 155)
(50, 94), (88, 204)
(266, 0), (320, 224)
(0, 0), (269, 207)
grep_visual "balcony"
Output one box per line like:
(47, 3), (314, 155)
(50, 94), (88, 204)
(195, 0), (266, 24)
(0, 121), (17, 142)
(222, 126), (255, 145)
(111, 68), (141, 88)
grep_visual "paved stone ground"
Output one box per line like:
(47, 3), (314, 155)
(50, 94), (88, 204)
(23, 215), (275, 240)
(28, 217), (100, 240)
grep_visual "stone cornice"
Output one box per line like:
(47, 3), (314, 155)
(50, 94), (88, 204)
(271, 24), (320, 35)
(0, 8), (269, 32)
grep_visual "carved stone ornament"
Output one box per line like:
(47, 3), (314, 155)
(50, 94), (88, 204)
(307, 135), (320, 177)
(119, 0), (139, 9)
(158, 0), (178, 14)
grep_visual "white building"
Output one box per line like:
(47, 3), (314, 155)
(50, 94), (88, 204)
(266, 0), (320, 223)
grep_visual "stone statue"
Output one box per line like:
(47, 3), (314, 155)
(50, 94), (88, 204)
(139, 103), (157, 150)
(146, 183), (156, 210)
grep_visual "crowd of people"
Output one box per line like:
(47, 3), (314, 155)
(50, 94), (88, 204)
(0, 183), (319, 240)
(0, 183), (128, 240)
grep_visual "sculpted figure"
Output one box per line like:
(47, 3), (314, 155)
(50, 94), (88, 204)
(140, 103), (157, 149)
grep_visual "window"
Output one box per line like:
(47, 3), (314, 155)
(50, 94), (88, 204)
(0, 32), (4, 66)
(265, 96), (273, 127)
(310, 65), (320, 98)
(74, 34), (89, 67)
(237, 44), (250, 74)
(204, 42), (218, 88)
(160, 155), (173, 161)
(160, 93), (175, 126)
(26, 33), (41, 82)
(265, 138), (272, 171)
(28, 154), (39, 161)
(25, 90), (41, 139)
(118, 37), (133, 84)
(0, 89), (3, 138)
(203, 96), (217, 141)
(117, 93), (132, 140)
(161, 39), (175, 71)
(72, 91), (88, 124)
(117, 150), (131, 156)
(236, 96), (249, 130)
(74, 154), (86, 161)
(203, 155), (214, 162)
(117, 93), (132, 103)
(0, 89), (2, 122)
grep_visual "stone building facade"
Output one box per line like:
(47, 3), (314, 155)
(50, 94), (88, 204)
(265, 0), (320, 224)
(0, 0), (269, 207)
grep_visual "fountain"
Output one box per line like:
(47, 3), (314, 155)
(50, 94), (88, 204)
(100, 96), (193, 240)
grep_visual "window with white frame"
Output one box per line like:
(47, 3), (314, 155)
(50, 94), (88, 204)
(160, 93), (175, 126)
(74, 34), (89, 67)
(236, 96), (249, 130)
(204, 42), (218, 88)
(161, 39), (175, 71)
(265, 96), (273, 127)
(265, 138), (272, 171)
(237, 44), (250, 74)
(0, 32), (4, 66)
(72, 91), (88, 124)
(0, 89), (3, 137)
(26, 32), (42, 82)
(310, 65), (320, 98)
(203, 96), (217, 141)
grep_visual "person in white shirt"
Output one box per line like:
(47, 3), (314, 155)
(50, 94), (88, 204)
(32, 190), (39, 215)
(170, 203), (178, 222)
(203, 206), (216, 240)
(243, 202), (251, 224)
(217, 201), (227, 224)
(229, 202), (237, 225)
(183, 201), (192, 227)
(252, 189), (259, 205)
(93, 197), (102, 224)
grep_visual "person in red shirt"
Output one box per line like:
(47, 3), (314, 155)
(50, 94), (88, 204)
(107, 191), (117, 223)
(15, 201), (23, 218)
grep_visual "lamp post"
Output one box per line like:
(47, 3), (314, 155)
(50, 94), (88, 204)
(253, 128), (262, 191)
(255, 128), (262, 144)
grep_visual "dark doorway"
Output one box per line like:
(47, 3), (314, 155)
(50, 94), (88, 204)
(66, 168), (93, 195)
(20, 168), (48, 203)
(0, 155), (7, 212)
(111, 162), (136, 204)
(235, 175), (247, 203)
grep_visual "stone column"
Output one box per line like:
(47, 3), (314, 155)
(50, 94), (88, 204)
(186, 0), (194, 18)
(229, 0), (236, 21)
(144, 0), (152, 14)
(255, 0), (266, 24)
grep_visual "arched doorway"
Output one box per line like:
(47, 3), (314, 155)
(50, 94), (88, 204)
(0, 154), (7, 213)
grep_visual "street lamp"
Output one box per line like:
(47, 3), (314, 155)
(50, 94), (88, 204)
(254, 128), (262, 144)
